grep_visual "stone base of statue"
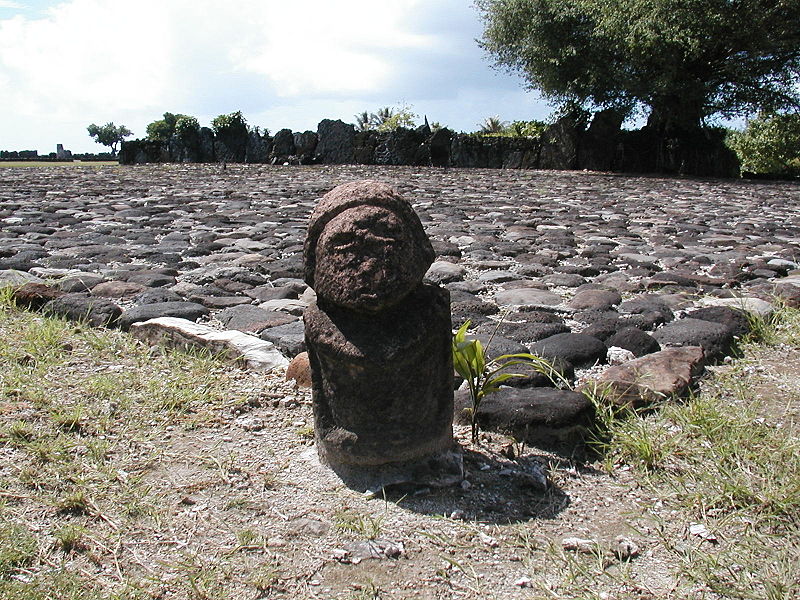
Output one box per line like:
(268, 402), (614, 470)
(318, 447), (464, 493)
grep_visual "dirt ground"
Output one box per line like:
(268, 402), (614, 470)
(3, 321), (796, 599)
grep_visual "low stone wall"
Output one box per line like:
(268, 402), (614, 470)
(119, 113), (740, 178)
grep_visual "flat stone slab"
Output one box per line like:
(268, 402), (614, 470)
(91, 281), (147, 298)
(129, 317), (289, 372)
(0, 269), (44, 287)
(587, 346), (706, 408)
(119, 301), (210, 331)
(566, 288), (622, 310)
(700, 297), (775, 319)
(425, 261), (466, 284)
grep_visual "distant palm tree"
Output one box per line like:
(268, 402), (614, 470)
(355, 111), (372, 131)
(371, 107), (394, 129)
(479, 116), (507, 134)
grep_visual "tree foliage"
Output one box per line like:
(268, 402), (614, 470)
(86, 122), (132, 156)
(479, 116), (507, 134)
(146, 112), (199, 143)
(728, 112), (800, 176)
(475, 117), (547, 137)
(211, 111), (249, 137)
(353, 104), (418, 132)
(476, 0), (800, 132)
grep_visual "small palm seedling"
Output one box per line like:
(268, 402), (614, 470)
(452, 320), (566, 443)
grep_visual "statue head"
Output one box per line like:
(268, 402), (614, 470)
(304, 180), (435, 312)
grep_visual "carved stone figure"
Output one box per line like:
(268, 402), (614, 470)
(303, 180), (459, 489)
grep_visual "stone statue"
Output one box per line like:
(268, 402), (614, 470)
(303, 180), (460, 490)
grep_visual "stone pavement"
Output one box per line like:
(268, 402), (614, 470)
(2, 164), (799, 440)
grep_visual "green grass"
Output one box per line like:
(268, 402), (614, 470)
(0, 293), (256, 598)
(563, 305), (800, 599)
(334, 509), (385, 540)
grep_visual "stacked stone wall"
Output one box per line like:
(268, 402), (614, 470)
(119, 115), (740, 177)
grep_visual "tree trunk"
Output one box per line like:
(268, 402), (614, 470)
(645, 95), (706, 174)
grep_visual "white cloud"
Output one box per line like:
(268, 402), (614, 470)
(0, 0), (545, 153)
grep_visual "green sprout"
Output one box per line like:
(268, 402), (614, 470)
(452, 320), (565, 443)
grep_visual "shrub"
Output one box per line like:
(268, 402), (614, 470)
(211, 111), (249, 137)
(728, 111), (800, 176)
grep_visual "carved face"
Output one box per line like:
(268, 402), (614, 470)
(314, 206), (420, 312)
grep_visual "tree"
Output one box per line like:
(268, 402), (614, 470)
(354, 111), (372, 131)
(211, 111), (250, 162)
(376, 104), (417, 132)
(372, 106), (395, 129)
(353, 104), (418, 132)
(728, 112), (800, 176)
(211, 111), (249, 137)
(86, 122), (132, 156)
(173, 115), (200, 142)
(478, 116), (507, 134)
(476, 0), (800, 135)
(145, 112), (198, 143)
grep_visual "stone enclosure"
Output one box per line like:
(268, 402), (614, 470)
(119, 114), (740, 178)
(2, 164), (799, 465)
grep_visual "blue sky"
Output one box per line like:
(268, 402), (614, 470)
(0, 0), (552, 154)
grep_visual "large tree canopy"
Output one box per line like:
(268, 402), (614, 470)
(476, 0), (800, 132)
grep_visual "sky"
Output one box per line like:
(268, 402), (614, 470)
(0, 0), (553, 154)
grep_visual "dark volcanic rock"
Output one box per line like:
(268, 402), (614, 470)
(189, 295), (252, 309)
(134, 289), (184, 305)
(259, 320), (306, 357)
(530, 333), (607, 367)
(454, 387), (594, 450)
(606, 327), (661, 357)
(476, 320), (570, 344)
(685, 306), (751, 339)
(590, 346), (706, 408)
(56, 273), (105, 293)
(271, 128), (296, 159)
(474, 333), (528, 361)
(652, 318), (737, 361)
(244, 285), (299, 302)
(217, 304), (297, 333)
(43, 293), (122, 327)
(314, 119), (355, 164)
(126, 272), (177, 288)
